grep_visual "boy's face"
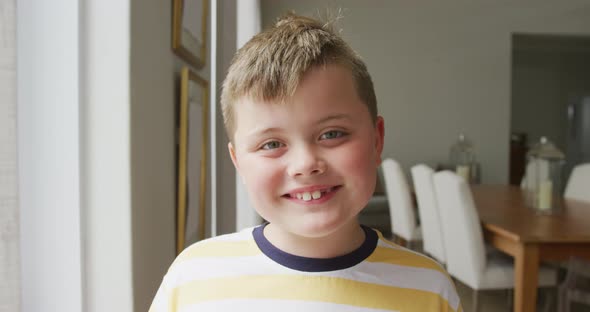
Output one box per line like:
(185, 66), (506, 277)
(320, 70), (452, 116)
(229, 64), (384, 239)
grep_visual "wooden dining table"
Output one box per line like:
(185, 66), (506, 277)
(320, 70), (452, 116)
(471, 185), (590, 312)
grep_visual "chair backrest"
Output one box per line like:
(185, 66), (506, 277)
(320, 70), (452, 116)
(381, 158), (417, 241)
(565, 163), (590, 202)
(411, 164), (446, 264)
(433, 171), (486, 288)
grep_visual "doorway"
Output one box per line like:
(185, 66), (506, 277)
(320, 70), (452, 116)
(510, 34), (590, 184)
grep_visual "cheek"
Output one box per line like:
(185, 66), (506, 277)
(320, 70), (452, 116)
(337, 140), (378, 191)
(343, 139), (378, 170)
(239, 157), (283, 194)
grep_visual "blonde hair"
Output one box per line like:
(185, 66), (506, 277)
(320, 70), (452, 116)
(221, 12), (377, 140)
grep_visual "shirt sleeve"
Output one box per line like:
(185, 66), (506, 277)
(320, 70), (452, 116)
(148, 278), (172, 312)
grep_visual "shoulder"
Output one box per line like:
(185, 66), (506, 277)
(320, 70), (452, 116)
(172, 227), (259, 265)
(359, 230), (461, 311)
(149, 228), (264, 312)
(371, 233), (445, 271)
(161, 228), (262, 284)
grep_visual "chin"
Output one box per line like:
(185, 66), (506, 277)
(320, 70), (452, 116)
(292, 217), (357, 238)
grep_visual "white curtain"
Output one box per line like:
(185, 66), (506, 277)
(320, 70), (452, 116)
(0, 0), (20, 311)
(235, 0), (263, 230)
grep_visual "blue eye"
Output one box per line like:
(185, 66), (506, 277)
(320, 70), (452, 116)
(261, 141), (284, 150)
(320, 130), (345, 140)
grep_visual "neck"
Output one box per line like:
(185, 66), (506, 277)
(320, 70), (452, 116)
(263, 221), (366, 258)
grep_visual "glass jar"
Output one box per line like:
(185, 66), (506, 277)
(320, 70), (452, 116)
(449, 134), (480, 183)
(524, 137), (565, 214)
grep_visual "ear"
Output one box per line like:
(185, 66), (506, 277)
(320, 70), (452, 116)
(228, 142), (239, 172)
(228, 142), (248, 185)
(374, 116), (385, 166)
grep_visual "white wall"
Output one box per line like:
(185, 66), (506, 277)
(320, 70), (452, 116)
(82, 1), (134, 311)
(261, 0), (590, 183)
(0, 0), (20, 311)
(18, 1), (84, 311)
(19, 1), (135, 311)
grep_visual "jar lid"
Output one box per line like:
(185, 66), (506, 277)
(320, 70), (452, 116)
(527, 137), (565, 160)
(453, 133), (473, 150)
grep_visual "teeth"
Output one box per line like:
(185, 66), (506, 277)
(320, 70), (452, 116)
(302, 192), (312, 201)
(312, 191), (321, 199)
(294, 191), (324, 201)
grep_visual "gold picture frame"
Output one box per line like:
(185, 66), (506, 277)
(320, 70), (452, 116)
(172, 0), (208, 69)
(177, 67), (208, 255)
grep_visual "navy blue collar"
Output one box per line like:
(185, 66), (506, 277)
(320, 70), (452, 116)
(252, 224), (378, 272)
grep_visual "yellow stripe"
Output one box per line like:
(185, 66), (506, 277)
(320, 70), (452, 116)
(372, 231), (445, 272)
(172, 275), (457, 311)
(367, 246), (444, 272)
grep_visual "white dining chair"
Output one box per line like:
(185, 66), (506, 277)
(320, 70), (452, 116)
(433, 171), (557, 312)
(565, 163), (590, 202)
(411, 164), (446, 265)
(381, 158), (421, 249)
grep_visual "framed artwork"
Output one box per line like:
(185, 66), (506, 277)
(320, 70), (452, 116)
(177, 66), (208, 255)
(172, 0), (208, 69)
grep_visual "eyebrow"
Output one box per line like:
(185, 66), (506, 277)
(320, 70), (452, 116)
(316, 114), (352, 124)
(245, 127), (283, 138)
(244, 114), (352, 138)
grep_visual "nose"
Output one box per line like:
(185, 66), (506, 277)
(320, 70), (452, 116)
(287, 144), (326, 177)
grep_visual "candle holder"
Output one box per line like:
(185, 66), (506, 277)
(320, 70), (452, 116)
(524, 137), (565, 214)
(449, 134), (480, 184)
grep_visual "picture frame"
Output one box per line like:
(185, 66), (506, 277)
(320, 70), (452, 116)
(172, 0), (208, 69)
(176, 67), (208, 255)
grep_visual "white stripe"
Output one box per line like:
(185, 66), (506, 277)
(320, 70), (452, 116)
(180, 298), (397, 312)
(150, 284), (168, 312)
(166, 255), (459, 309)
(184, 227), (254, 245)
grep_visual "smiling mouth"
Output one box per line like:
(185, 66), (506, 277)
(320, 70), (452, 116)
(283, 186), (341, 202)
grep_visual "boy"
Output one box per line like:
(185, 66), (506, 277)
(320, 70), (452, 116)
(150, 13), (462, 312)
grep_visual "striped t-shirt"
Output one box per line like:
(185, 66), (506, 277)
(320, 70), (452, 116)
(149, 224), (462, 312)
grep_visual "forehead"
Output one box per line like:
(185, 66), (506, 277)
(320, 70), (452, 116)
(242, 64), (360, 111)
(297, 64), (357, 98)
(232, 65), (369, 139)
